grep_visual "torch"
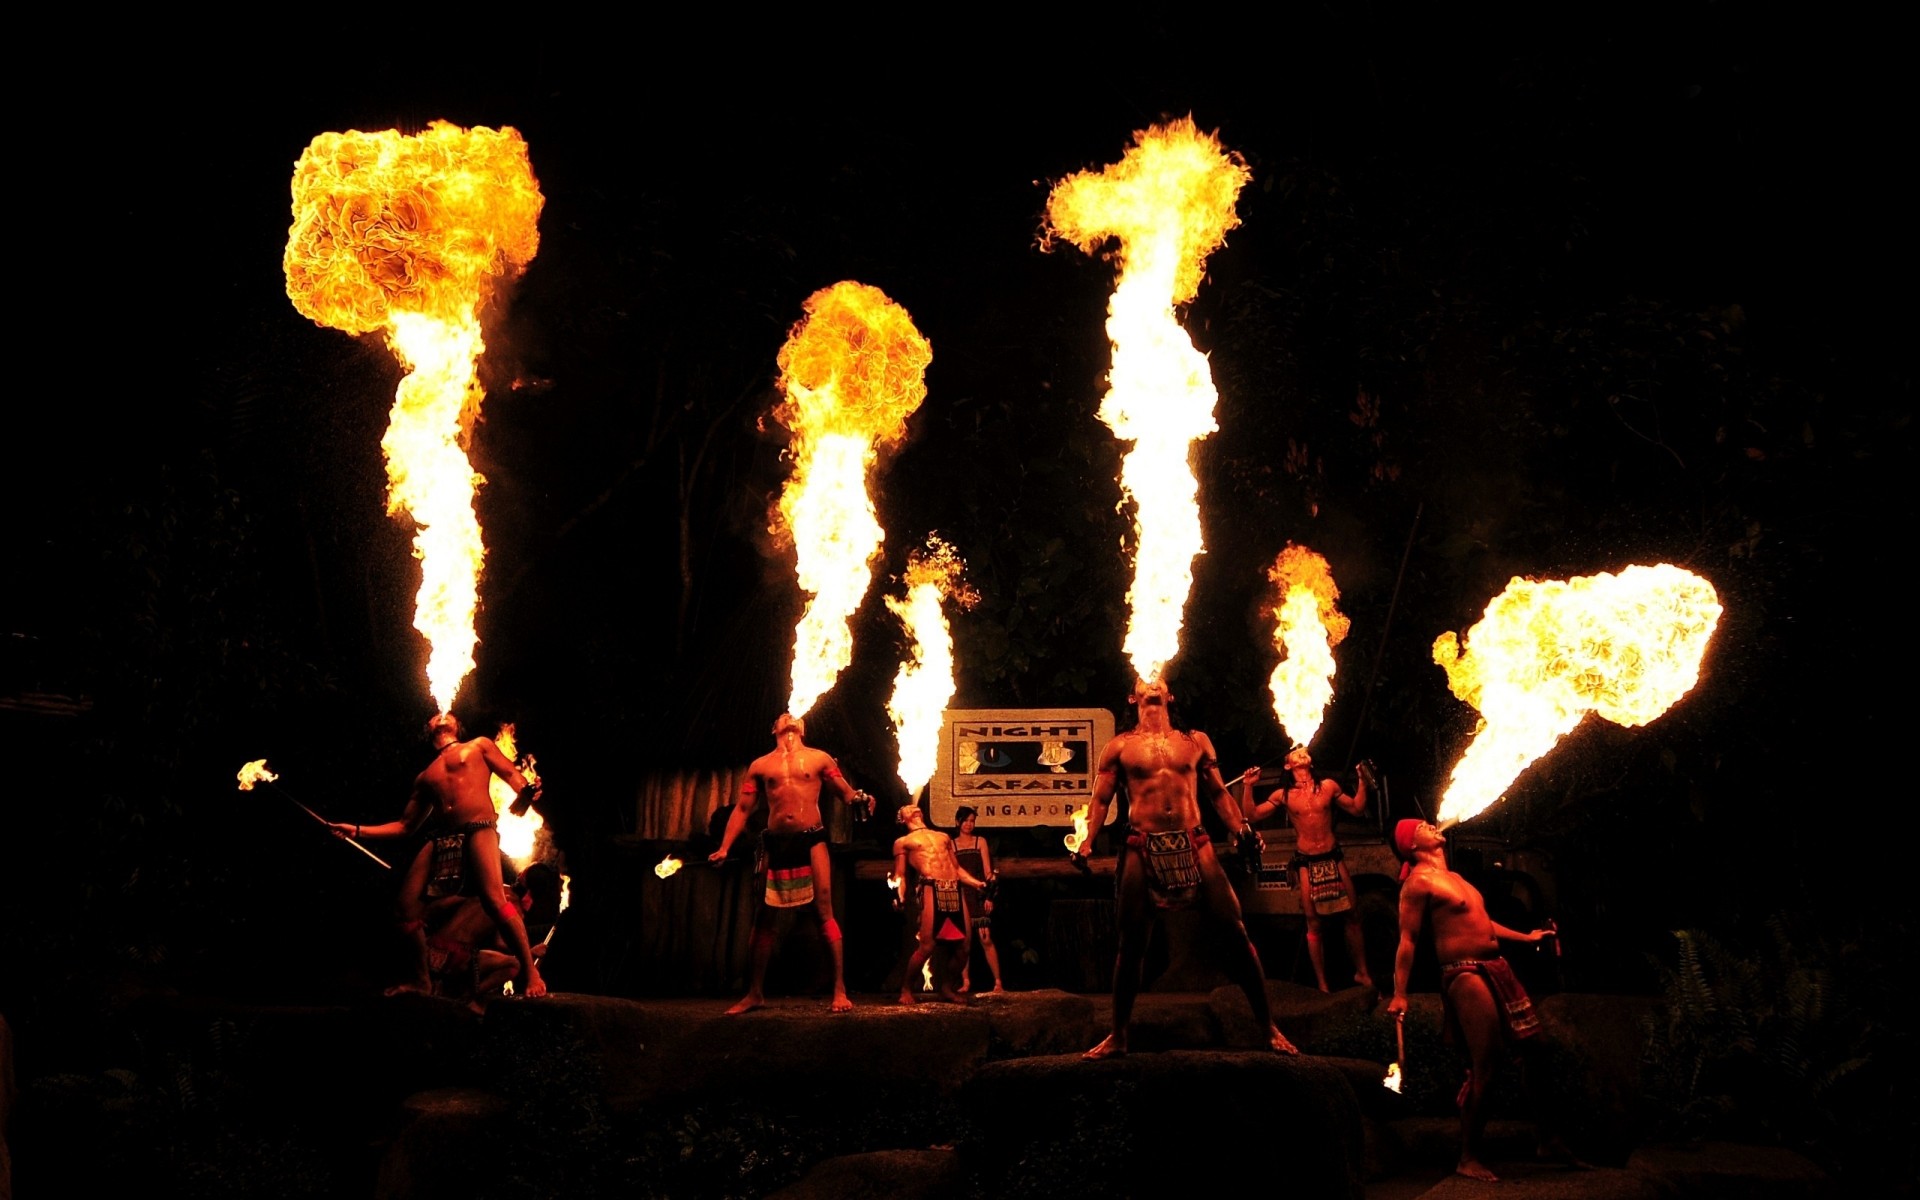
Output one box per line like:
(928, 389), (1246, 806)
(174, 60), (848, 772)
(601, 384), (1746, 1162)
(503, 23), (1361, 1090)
(237, 759), (391, 869)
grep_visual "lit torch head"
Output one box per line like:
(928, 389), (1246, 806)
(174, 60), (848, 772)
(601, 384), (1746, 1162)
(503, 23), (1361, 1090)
(1063, 807), (1093, 855)
(1383, 1062), (1403, 1093)
(1432, 563), (1723, 826)
(771, 281), (932, 721)
(284, 121), (542, 713)
(655, 856), (683, 879)
(887, 536), (980, 798)
(1265, 544), (1350, 749)
(1045, 118), (1250, 682)
(236, 759), (278, 791)
(488, 723), (544, 868)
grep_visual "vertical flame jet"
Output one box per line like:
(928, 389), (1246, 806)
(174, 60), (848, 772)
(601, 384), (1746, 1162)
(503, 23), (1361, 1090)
(886, 536), (979, 798)
(771, 281), (932, 720)
(1266, 544), (1350, 749)
(1432, 563), (1723, 826)
(284, 121), (542, 712)
(1045, 118), (1251, 683)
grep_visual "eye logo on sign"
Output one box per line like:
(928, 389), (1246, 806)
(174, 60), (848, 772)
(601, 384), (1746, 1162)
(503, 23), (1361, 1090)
(932, 709), (1117, 828)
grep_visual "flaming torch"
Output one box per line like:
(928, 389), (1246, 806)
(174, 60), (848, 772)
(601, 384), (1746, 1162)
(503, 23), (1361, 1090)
(887, 536), (980, 799)
(284, 121), (543, 713)
(1265, 544), (1350, 750)
(1432, 563), (1723, 827)
(1063, 808), (1093, 856)
(771, 281), (932, 720)
(1045, 118), (1251, 683)
(488, 724), (545, 868)
(655, 856), (684, 879)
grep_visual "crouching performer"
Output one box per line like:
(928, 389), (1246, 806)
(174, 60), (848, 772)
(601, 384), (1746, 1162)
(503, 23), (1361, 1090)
(1387, 818), (1583, 1181)
(333, 712), (546, 999)
(892, 805), (988, 1004)
(1072, 678), (1297, 1058)
(710, 713), (873, 1014)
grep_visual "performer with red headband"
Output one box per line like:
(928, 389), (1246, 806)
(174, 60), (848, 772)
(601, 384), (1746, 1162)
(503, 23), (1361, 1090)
(1074, 678), (1296, 1058)
(1388, 819), (1582, 1181)
(711, 713), (874, 1013)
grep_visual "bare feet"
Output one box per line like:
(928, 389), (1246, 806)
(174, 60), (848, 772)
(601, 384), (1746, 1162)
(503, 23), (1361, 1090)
(384, 981), (432, 998)
(898, 989), (918, 1006)
(988, 983), (1006, 995)
(725, 993), (766, 1015)
(936, 988), (971, 1005)
(520, 968), (548, 999)
(1267, 1024), (1299, 1054)
(1083, 1033), (1127, 1060)
(1456, 1158), (1499, 1182)
(830, 991), (854, 1013)
(1353, 972), (1374, 990)
(1537, 1138), (1593, 1169)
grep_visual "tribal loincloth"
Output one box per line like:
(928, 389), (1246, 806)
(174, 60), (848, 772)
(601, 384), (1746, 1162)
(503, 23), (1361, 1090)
(1124, 826), (1209, 910)
(1441, 956), (1541, 1043)
(426, 820), (497, 899)
(923, 878), (969, 941)
(760, 825), (827, 908)
(1288, 846), (1353, 914)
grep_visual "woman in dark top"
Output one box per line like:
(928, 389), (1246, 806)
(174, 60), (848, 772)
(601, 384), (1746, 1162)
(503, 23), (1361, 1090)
(952, 806), (1006, 993)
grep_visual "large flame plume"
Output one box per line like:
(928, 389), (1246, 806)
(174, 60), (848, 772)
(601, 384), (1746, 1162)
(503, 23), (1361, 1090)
(488, 723), (546, 868)
(1266, 544), (1350, 749)
(886, 537), (980, 798)
(1431, 564), (1723, 826)
(771, 282), (932, 720)
(1045, 118), (1250, 683)
(284, 121), (543, 712)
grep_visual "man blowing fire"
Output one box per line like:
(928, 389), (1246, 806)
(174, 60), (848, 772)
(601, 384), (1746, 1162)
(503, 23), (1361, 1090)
(1074, 678), (1296, 1058)
(332, 712), (546, 999)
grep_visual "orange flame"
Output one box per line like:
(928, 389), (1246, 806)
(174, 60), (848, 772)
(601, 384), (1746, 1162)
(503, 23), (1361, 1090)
(770, 281), (932, 720)
(1432, 563), (1723, 826)
(558, 873), (571, 912)
(1062, 807), (1093, 855)
(1045, 118), (1250, 683)
(1266, 544), (1350, 749)
(654, 856), (684, 879)
(488, 723), (545, 868)
(887, 536), (980, 798)
(1383, 1062), (1403, 1093)
(236, 759), (278, 791)
(284, 121), (542, 712)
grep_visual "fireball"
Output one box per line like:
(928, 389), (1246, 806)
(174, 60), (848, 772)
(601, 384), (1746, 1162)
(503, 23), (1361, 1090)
(771, 282), (932, 720)
(284, 121), (542, 712)
(1432, 563), (1723, 825)
(1265, 544), (1350, 749)
(488, 723), (545, 868)
(887, 536), (980, 798)
(1045, 118), (1250, 683)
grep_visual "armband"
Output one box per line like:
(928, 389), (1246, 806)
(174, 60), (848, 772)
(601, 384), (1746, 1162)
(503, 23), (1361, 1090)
(822, 764), (844, 780)
(1198, 755), (1219, 772)
(741, 779), (758, 796)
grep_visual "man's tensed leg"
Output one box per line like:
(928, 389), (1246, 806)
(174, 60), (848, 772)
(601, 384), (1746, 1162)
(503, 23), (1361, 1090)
(389, 841), (434, 994)
(727, 909), (777, 1014)
(809, 839), (852, 1011)
(901, 885), (936, 1005)
(1337, 862), (1372, 988)
(1085, 848), (1150, 1058)
(1297, 867), (1330, 991)
(467, 830), (545, 998)
(1203, 849), (1296, 1053)
(1445, 970), (1505, 1181)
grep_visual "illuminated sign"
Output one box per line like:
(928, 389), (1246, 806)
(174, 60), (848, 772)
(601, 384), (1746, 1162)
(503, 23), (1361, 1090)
(929, 708), (1116, 829)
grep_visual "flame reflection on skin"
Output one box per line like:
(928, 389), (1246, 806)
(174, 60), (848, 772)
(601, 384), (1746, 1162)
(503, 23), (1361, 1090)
(1432, 563), (1723, 825)
(887, 537), (980, 798)
(1266, 544), (1350, 749)
(283, 121), (542, 712)
(1045, 119), (1250, 683)
(772, 282), (931, 721)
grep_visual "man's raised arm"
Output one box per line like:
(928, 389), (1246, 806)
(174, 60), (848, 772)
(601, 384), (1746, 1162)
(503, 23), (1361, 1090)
(479, 738), (541, 816)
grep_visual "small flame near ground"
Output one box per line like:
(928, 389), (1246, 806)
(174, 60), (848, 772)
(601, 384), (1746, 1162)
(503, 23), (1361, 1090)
(1266, 544), (1349, 749)
(771, 281), (932, 720)
(1383, 1062), (1402, 1093)
(887, 536), (980, 798)
(1045, 118), (1250, 683)
(654, 856), (683, 879)
(236, 760), (278, 791)
(1432, 563), (1723, 825)
(284, 121), (542, 713)
(922, 960), (934, 992)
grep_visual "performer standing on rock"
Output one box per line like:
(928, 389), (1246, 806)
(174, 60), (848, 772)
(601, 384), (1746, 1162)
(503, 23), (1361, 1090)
(1073, 678), (1297, 1058)
(893, 805), (990, 1005)
(951, 806), (1007, 994)
(710, 713), (873, 1014)
(1388, 818), (1583, 1182)
(333, 711), (546, 999)
(1243, 747), (1376, 992)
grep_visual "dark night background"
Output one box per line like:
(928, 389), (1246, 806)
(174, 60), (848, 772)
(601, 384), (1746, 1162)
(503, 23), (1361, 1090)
(6, 10), (1912, 1194)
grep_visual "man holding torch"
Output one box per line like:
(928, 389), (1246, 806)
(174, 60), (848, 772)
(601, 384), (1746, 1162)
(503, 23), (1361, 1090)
(1243, 747), (1376, 992)
(1387, 819), (1578, 1181)
(331, 712), (546, 999)
(1074, 678), (1296, 1058)
(709, 713), (874, 1014)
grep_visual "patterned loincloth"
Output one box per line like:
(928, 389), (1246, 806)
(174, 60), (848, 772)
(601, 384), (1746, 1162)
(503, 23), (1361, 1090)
(924, 878), (969, 941)
(1125, 826), (1208, 910)
(1441, 956), (1541, 1043)
(1288, 846), (1353, 914)
(760, 825), (827, 908)
(426, 820), (496, 899)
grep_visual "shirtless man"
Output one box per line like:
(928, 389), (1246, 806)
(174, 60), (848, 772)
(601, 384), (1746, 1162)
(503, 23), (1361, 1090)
(709, 713), (873, 1014)
(1387, 819), (1572, 1182)
(892, 806), (989, 1005)
(1074, 679), (1296, 1058)
(1243, 747), (1375, 991)
(333, 712), (546, 998)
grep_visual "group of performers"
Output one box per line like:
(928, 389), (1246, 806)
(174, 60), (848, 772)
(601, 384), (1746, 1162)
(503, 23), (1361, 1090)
(339, 683), (1570, 1180)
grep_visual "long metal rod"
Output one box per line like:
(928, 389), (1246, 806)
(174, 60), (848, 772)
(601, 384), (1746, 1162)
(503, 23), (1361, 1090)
(269, 780), (393, 869)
